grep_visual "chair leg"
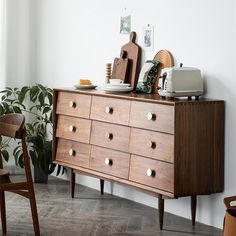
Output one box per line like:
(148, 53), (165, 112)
(0, 190), (6, 234)
(28, 186), (40, 236)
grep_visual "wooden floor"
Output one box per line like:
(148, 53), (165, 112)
(0, 176), (222, 236)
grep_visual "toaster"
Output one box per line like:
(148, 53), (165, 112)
(158, 66), (203, 98)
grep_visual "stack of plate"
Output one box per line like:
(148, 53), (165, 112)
(103, 83), (133, 93)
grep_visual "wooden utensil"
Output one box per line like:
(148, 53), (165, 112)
(153, 50), (174, 93)
(111, 50), (130, 82)
(105, 63), (112, 83)
(120, 32), (141, 90)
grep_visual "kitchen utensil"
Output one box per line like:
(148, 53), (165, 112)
(111, 50), (130, 83)
(120, 31), (141, 90)
(109, 79), (124, 85)
(74, 85), (97, 90)
(153, 50), (174, 93)
(105, 63), (112, 83)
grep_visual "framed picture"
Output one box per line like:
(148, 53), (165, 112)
(120, 15), (131, 34)
(142, 25), (154, 51)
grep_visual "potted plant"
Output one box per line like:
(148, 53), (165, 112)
(0, 84), (64, 182)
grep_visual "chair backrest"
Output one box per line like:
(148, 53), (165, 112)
(0, 114), (25, 139)
(0, 113), (29, 170)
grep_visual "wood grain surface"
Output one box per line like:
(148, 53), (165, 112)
(90, 146), (130, 179)
(56, 138), (91, 168)
(129, 155), (174, 193)
(56, 92), (91, 118)
(174, 101), (225, 197)
(129, 101), (174, 134)
(129, 128), (174, 163)
(153, 50), (174, 93)
(90, 121), (130, 152)
(90, 96), (131, 125)
(111, 50), (130, 82)
(120, 32), (141, 90)
(56, 115), (91, 143)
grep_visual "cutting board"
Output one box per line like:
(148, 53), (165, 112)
(111, 50), (130, 82)
(121, 32), (141, 90)
(153, 50), (174, 93)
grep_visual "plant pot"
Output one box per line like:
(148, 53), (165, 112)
(34, 165), (48, 183)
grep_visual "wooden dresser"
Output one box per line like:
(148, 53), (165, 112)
(53, 88), (225, 229)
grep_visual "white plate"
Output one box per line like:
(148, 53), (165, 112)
(105, 83), (130, 89)
(103, 86), (133, 93)
(74, 85), (97, 89)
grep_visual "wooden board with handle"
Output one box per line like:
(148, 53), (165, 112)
(111, 50), (130, 82)
(120, 32), (141, 90)
(153, 50), (174, 93)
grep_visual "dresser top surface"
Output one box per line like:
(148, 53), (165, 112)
(54, 87), (223, 105)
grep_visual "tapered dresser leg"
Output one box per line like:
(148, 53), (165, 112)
(100, 179), (104, 195)
(191, 195), (197, 226)
(70, 169), (75, 198)
(158, 194), (164, 230)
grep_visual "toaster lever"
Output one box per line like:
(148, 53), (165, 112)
(161, 72), (167, 90)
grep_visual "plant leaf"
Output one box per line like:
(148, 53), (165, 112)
(43, 106), (51, 114)
(18, 86), (29, 103)
(39, 92), (45, 107)
(13, 106), (22, 113)
(18, 154), (24, 168)
(48, 92), (53, 106)
(30, 86), (39, 102)
(1, 150), (9, 162)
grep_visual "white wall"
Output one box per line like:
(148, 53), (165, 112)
(34, 0), (236, 229)
(3, 0), (36, 88)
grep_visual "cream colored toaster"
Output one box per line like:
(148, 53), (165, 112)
(158, 66), (203, 98)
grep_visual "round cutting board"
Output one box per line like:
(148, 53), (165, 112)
(153, 50), (174, 93)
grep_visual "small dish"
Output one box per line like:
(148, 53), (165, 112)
(74, 85), (97, 90)
(103, 86), (133, 93)
(104, 83), (130, 89)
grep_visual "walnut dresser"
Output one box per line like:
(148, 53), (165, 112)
(53, 88), (225, 229)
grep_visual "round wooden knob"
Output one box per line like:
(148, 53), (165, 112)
(146, 168), (155, 177)
(69, 149), (76, 156)
(105, 132), (113, 140)
(105, 158), (112, 166)
(147, 112), (156, 121)
(69, 125), (76, 132)
(147, 141), (156, 149)
(69, 101), (76, 108)
(105, 106), (113, 114)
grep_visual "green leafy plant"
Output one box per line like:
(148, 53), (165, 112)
(0, 84), (64, 176)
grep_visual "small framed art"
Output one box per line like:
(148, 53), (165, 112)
(142, 25), (154, 51)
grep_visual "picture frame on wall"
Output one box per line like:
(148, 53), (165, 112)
(142, 25), (154, 51)
(120, 15), (131, 34)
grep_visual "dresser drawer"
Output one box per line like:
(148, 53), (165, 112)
(56, 92), (91, 118)
(129, 101), (174, 134)
(56, 138), (90, 168)
(90, 146), (130, 179)
(129, 128), (174, 163)
(90, 96), (131, 125)
(56, 115), (91, 143)
(90, 121), (130, 152)
(129, 155), (174, 193)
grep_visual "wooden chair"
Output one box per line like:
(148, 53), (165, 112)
(0, 114), (40, 235)
(223, 196), (236, 236)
